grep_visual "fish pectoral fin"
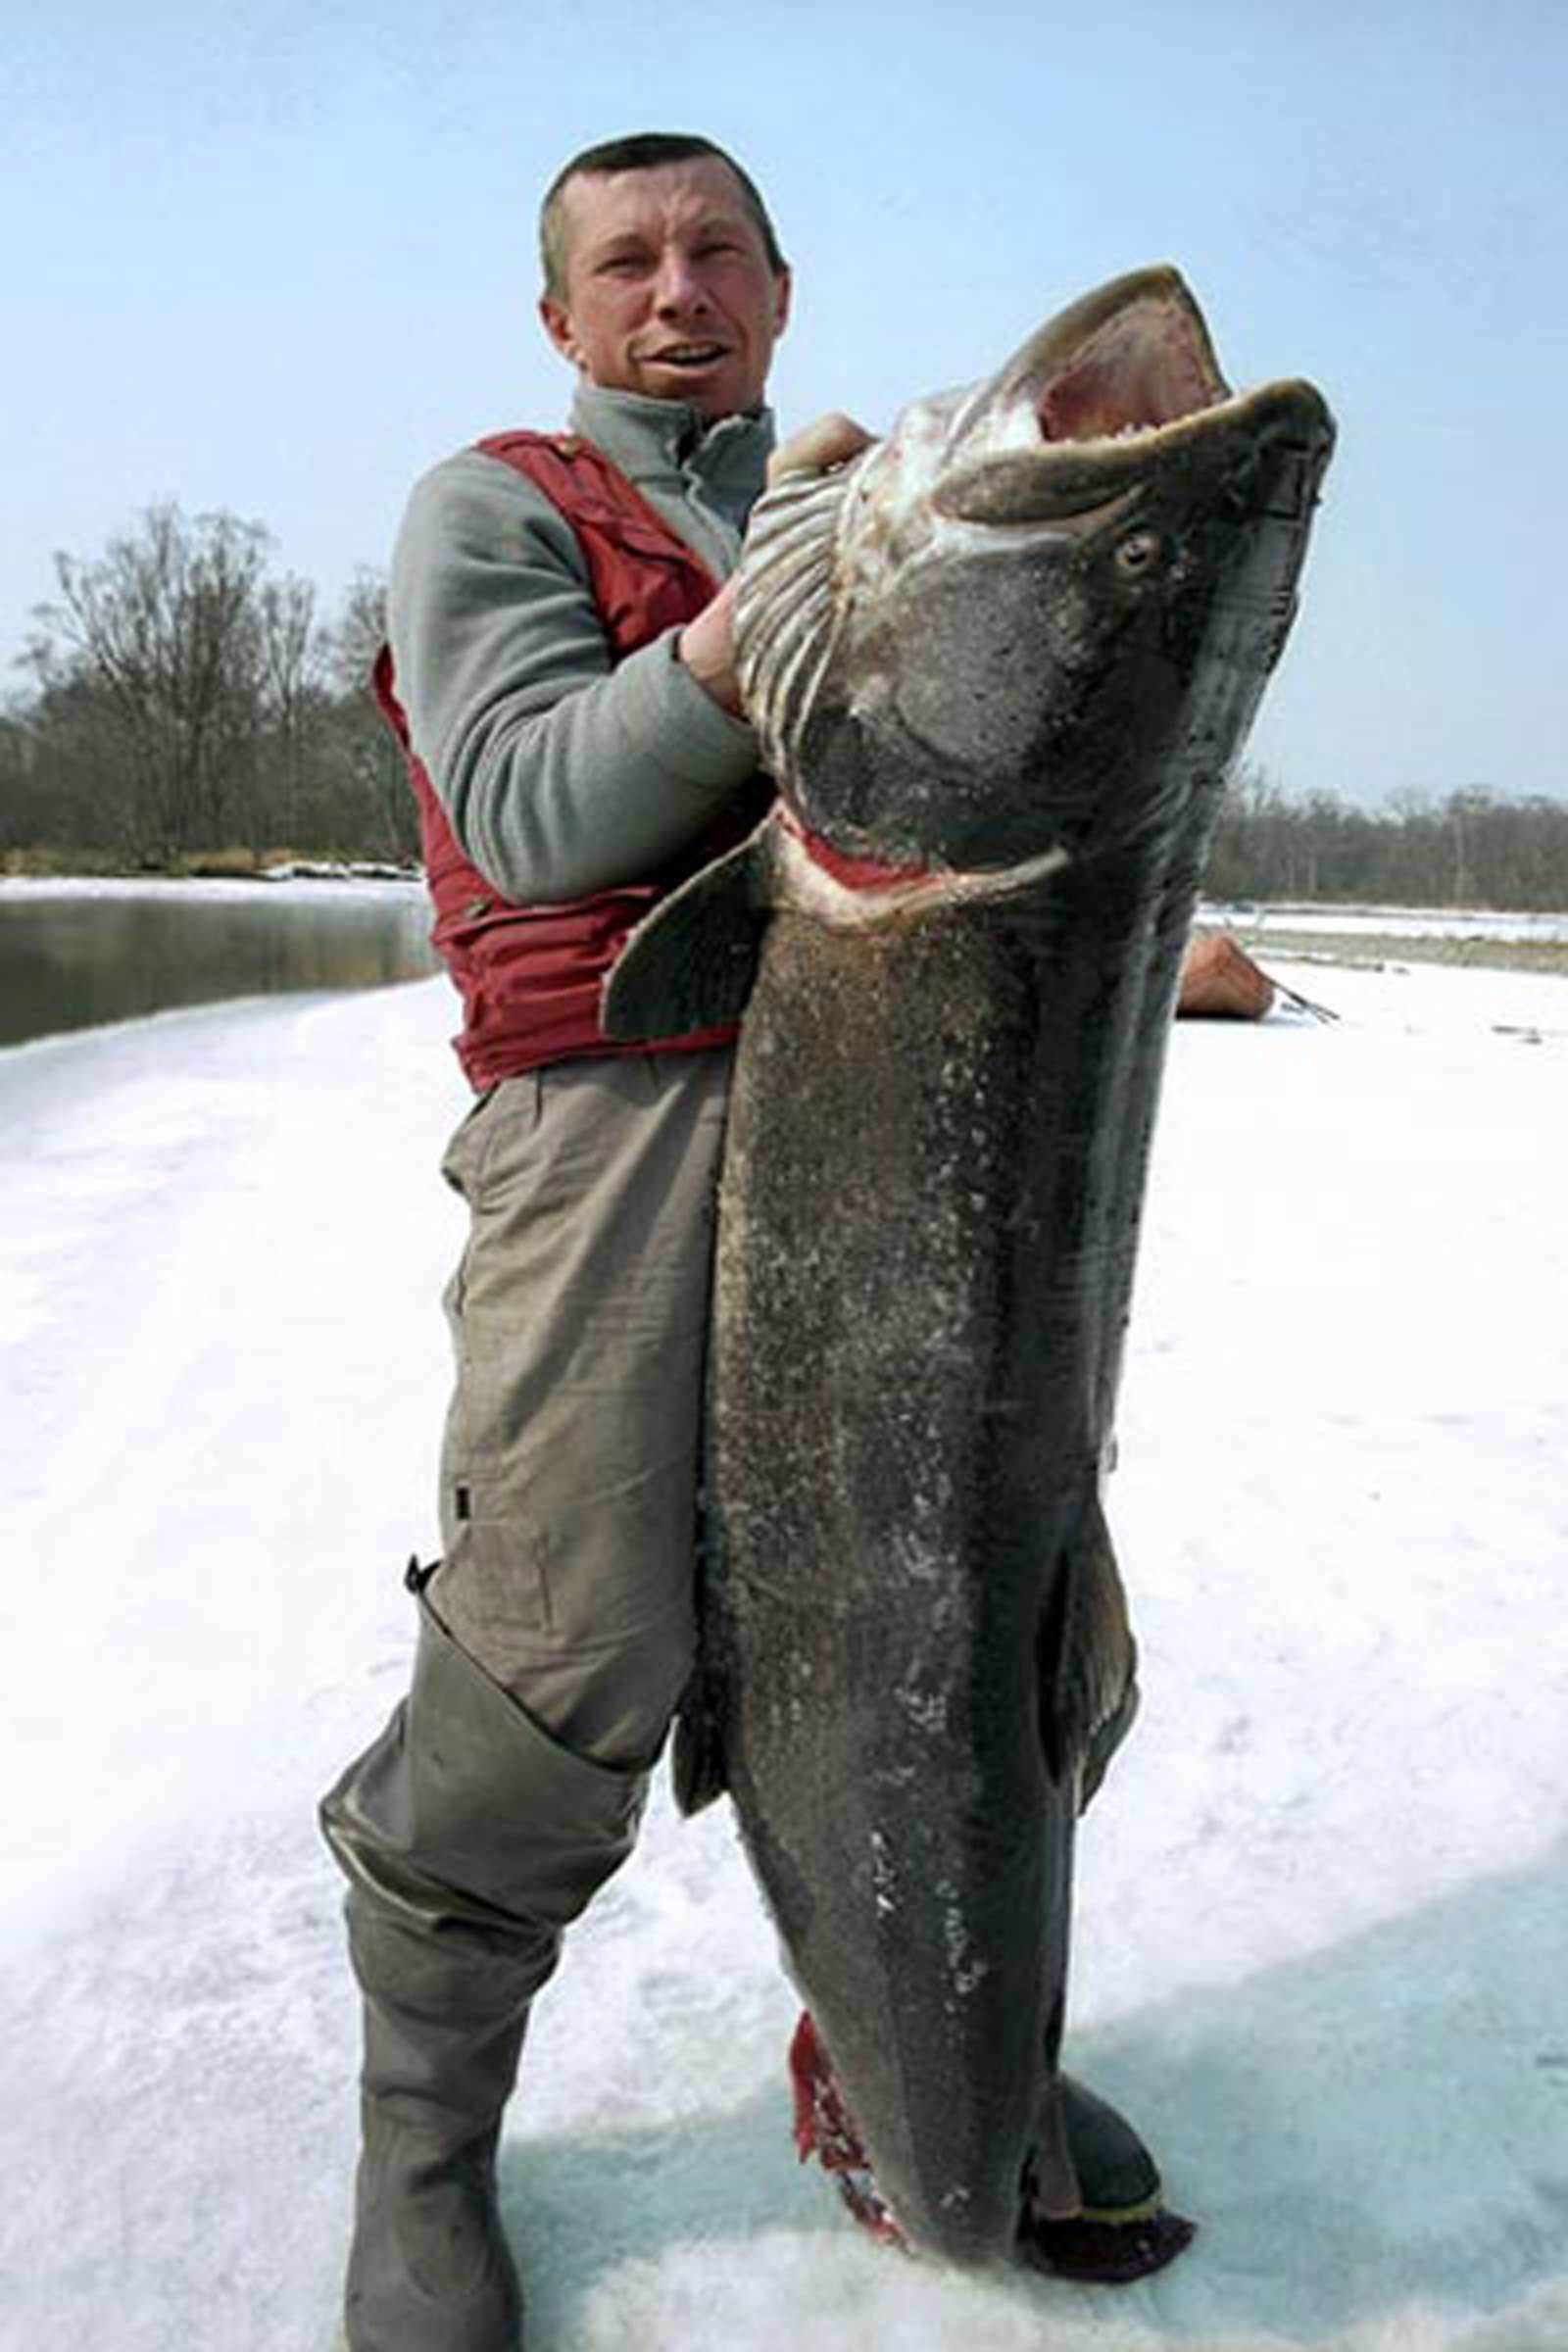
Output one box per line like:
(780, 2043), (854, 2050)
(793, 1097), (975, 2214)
(601, 826), (774, 1042)
(1039, 1493), (1140, 1804)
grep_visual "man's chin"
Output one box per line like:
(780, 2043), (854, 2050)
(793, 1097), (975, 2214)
(636, 361), (753, 416)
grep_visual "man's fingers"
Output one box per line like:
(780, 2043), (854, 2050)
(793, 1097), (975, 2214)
(677, 579), (746, 716)
(767, 412), (875, 486)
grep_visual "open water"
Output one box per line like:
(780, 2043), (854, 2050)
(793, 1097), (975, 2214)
(0, 876), (438, 1049)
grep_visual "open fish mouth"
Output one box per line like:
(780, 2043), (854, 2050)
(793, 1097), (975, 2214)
(1027, 276), (1226, 442)
(923, 265), (1328, 527)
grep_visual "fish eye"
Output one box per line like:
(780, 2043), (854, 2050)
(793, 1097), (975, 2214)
(1114, 529), (1162, 576)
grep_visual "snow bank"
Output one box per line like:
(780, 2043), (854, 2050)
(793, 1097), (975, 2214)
(1, 960), (1563, 2349)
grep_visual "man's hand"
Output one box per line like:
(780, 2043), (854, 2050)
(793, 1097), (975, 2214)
(678, 413), (875, 715)
(676, 576), (749, 716)
(766, 411), (873, 487)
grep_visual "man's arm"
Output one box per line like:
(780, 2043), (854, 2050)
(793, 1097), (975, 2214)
(387, 449), (760, 904)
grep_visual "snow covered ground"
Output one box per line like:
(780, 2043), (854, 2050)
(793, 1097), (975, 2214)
(2, 953), (1564, 2352)
(1209, 904), (1568, 951)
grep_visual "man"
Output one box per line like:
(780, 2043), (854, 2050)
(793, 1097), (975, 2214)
(320, 133), (1185, 2352)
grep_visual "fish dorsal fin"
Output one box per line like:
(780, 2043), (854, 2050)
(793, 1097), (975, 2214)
(602, 823), (777, 1042)
(734, 455), (865, 785)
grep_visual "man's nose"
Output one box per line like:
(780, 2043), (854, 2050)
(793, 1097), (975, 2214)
(652, 248), (710, 314)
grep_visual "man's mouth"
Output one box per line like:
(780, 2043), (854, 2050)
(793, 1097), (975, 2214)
(648, 343), (730, 369)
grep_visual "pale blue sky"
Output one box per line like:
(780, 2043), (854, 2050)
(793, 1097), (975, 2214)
(5, 0), (1564, 808)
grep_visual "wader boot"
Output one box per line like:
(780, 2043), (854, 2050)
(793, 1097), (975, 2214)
(320, 1572), (649, 2352)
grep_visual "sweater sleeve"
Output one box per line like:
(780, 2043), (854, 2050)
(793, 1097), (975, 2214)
(386, 447), (761, 903)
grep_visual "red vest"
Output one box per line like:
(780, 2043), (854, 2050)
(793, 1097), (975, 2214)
(374, 430), (764, 1090)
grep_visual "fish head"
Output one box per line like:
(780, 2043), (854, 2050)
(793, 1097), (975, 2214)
(736, 266), (1335, 875)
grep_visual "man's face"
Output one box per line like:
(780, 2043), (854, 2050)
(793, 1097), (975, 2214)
(539, 157), (791, 420)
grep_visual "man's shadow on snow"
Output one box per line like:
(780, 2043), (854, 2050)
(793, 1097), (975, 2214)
(501, 1841), (1568, 2342)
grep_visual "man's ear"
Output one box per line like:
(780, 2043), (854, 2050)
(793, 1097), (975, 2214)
(538, 293), (581, 369)
(771, 269), (793, 341)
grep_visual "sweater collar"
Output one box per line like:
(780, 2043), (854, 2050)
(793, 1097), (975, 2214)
(570, 382), (774, 501)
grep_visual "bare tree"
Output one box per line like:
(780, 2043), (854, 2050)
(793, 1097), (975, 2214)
(316, 569), (418, 861)
(320, 567), (387, 698)
(254, 571), (323, 850)
(26, 505), (273, 861)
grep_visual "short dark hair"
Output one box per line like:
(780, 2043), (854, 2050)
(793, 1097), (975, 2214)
(539, 132), (787, 299)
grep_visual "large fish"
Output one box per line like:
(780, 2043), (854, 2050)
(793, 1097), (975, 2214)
(604, 267), (1334, 2266)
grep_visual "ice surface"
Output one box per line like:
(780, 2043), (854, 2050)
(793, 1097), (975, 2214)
(1, 959), (1564, 2350)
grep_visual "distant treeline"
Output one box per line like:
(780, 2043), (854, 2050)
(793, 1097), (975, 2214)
(1204, 771), (1568, 913)
(4, 501), (1567, 907)
(1, 505), (414, 869)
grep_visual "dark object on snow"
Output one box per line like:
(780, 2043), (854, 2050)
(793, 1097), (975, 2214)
(606, 268), (1333, 2266)
(1177, 930), (1338, 1022)
(1177, 929), (1275, 1017)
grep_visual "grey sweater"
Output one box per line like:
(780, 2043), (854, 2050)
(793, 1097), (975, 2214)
(386, 383), (774, 904)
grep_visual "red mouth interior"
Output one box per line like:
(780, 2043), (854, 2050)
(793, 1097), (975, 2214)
(1037, 298), (1225, 442)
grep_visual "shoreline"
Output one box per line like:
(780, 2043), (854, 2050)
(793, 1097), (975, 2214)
(1219, 926), (1568, 979)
